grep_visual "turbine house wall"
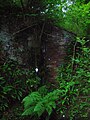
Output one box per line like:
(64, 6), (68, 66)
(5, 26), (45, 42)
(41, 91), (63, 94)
(0, 21), (73, 83)
(44, 25), (72, 83)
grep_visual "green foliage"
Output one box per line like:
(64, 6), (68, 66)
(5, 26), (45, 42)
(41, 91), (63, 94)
(0, 0), (90, 119)
(0, 0), (89, 38)
(56, 37), (90, 119)
(22, 37), (90, 120)
(42, 0), (90, 37)
(0, 0), (13, 8)
(0, 0), (26, 8)
(22, 86), (63, 118)
(0, 60), (40, 112)
(62, 2), (90, 37)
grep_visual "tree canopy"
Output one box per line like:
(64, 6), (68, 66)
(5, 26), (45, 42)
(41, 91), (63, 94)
(0, 0), (90, 37)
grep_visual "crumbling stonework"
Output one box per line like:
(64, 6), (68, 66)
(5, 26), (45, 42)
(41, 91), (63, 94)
(0, 21), (73, 83)
(44, 26), (72, 83)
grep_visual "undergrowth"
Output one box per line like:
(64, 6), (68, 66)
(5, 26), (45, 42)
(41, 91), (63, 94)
(0, 60), (40, 113)
(22, 37), (90, 120)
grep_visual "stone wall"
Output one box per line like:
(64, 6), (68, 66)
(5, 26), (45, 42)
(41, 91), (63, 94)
(44, 25), (72, 83)
(0, 23), (41, 68)
(0, 21), (73, 83)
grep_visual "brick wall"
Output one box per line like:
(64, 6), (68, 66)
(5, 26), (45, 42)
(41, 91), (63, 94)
(44, 26), (71, 83)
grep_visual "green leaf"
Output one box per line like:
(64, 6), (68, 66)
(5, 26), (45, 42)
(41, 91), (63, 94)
(22, 92), (42, 109)
(46, 105), (52, 115)
(22, 106), (34, 116)
(3, 86), (13, 93)
(34, 102), (45, 116)
(47, 101), (56, 109)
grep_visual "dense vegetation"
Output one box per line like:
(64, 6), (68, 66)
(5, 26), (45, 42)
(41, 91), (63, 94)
(0, 0), (90, 120)
(22, 38), (90, 120)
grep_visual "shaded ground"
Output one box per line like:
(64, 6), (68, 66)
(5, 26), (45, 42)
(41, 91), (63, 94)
(1, 102), (30, 120)
(1, 103), (89, 120)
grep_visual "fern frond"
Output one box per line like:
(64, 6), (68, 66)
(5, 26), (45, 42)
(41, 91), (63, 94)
(34, 102), (45, 116)
(38, 85), (48, 96)
(47, 101), (56, 109)
(43, 89), (60, 102)
(22, 95), (31, 109)
(22, 89), (63, 117)
(22, 106), (35, 116)
(22, 92), (42, 109)
(46, 105), (52, 115)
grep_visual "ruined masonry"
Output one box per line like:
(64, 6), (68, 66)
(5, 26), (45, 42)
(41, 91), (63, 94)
(0, 22), (72, 83)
